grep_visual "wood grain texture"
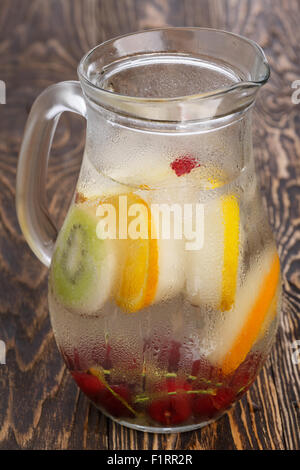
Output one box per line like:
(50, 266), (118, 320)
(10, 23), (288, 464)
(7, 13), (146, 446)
(0, 0), (299, 450)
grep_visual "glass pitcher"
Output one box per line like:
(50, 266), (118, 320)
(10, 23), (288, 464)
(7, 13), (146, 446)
(16, 28), (281, 433)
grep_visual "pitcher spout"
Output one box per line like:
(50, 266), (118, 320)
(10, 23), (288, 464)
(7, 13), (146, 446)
(78, 27), (270, 123)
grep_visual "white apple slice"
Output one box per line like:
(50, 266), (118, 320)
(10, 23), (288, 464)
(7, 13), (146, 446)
(206, 246), (280, 375)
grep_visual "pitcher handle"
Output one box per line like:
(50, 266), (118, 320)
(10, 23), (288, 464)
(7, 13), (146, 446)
(16, 81), (87, 267)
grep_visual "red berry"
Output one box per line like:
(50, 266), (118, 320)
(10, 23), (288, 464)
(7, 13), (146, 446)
(191, 358), (224, 395)
(61, 348), (82, 370)
(153, 377), (191, 395)
(168, 341), (181, 372)
(193, 395), (216, 419)
(91, 343), (141, 374)
(149, 395), (191, 425)
(165, 378), (191, 393)
(156, 339), (182, 372)
(230, 353), (262, 395)
(97, 384), (134, 418)
(193, 387), (235, 419)
(212, 387), (235, 410)
(148, 378), (192, 426)
(91, 343), (112, 370)
(191, 358), (235, 419)
(191, 357), (216, 378)
(171, 156), (199, 177)
(72, 371), (105, 400)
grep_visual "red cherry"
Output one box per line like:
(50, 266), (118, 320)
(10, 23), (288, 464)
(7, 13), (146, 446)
(148, 378), (192, 426)
(165, 378), (191, 393)
(168, 340), (181, 372)
(191, 357), (217, 378)
(71, 371), (105, 400)
(171, 156), (199, 177)
(148, 395), (191, 426)
(212, 387), (235, 410)
(191, 358), (235, 419)
(156, 339), (181, 372)
(230, 353), (262, 395)
(61, 348), (83, 370)
(193, 395), (217, 419)
(91, 343), (112, 370)
(192, 356), (224, 380)
(193, 387), (235, 419)
(91, 342), (141, 374)
(151, 376), (192, 396)
(191, 358), (224, 395)
(97, 384), (134, 418)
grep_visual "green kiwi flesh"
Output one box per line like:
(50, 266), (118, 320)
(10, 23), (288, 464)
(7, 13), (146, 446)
(50, 204), (107, 313)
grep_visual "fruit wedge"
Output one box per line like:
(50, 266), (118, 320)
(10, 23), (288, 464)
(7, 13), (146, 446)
(144, 156), (227, 305)
(146, 189), (185, 303)
(220, 195), (240, 311)
(71, 371), (105, 400)
(148, 379), (192, 425)
(89, 367), (137, 417)
(173, 157), (241, 312)
(207, 247), (280, 375)
(96, 193), (159, 313)
(84, 189), (184, 313)
(50, 204), (116, 314)
(154, 235), (185, 303)
(185, 193), (240, 311)
(256, 282), (280, 343)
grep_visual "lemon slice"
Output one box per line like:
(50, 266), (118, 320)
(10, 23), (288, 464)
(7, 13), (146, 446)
(207, 247), (280, 375)
(185, 193), (240, 311)
(220, 195), (240, 311)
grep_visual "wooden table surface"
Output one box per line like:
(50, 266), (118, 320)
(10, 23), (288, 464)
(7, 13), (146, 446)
(0, 0), (299, 450)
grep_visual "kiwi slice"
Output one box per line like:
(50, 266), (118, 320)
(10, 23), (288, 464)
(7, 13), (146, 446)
(50, 204), (114, 313)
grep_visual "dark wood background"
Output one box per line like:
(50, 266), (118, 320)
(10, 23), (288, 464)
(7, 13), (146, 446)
(0, 0), (299, 450)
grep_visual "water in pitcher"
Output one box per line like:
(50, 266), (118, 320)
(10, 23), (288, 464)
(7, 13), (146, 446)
(16, 28), (279, 433)
(48, 133), (281, 431)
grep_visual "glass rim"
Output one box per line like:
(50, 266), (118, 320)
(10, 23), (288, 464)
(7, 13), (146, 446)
(77, 27), (270, 105)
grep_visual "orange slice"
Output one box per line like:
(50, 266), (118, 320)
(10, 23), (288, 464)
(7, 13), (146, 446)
(257, 281), (281, 343)
(207, 247), (280, 375)
(116, 234), (158, 313)
(221, 253), (280, 375)
(98, 193), (159, 313)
